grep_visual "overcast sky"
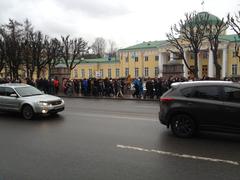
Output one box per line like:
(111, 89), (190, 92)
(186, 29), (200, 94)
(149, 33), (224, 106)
(0, 0), (239, 49)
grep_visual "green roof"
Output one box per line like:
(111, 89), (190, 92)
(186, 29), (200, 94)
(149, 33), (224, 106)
(219, 34), (240, 42)
(120, 40), (168, 50)
(55, 57), (119, 68)
(119, 34), (240, 53)
(196, 12), (221, 24)
(80, 57), (119, 64)
(186, 12), (222, 26)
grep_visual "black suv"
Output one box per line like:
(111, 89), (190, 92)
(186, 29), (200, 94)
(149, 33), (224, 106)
(159, 81), (240, 138)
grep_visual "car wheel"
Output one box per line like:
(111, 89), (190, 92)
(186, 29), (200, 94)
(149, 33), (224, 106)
(171, 114), (196, 138)
(22, 105), (34, 120)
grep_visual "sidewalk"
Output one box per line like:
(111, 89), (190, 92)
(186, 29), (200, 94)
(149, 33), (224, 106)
(57, 92), (158, 101)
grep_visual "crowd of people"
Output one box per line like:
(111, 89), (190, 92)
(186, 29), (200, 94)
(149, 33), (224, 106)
(62, 78), (126, 97)
(0, 76), (187, 99)
(0, 75), (238, 99)
(0, 77), (60, 95)
(59, 77), (188, 99)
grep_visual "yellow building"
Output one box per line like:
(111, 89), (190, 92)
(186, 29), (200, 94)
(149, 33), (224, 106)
(118, 12), (240, 79)
(69, 57), (120, 79)
(68, 42), (165, 79)
(0, 65), (49, 80)
(69, 43), (162, 79)
(70, 32), (240, 80)
(118, 41), (165, 78)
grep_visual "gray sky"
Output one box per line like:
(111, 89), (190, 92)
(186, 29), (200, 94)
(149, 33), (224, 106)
(0, 0), (239, 49)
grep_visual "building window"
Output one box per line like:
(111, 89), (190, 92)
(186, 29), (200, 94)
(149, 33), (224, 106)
(131, 52), (136, 59)
(232, 64), (238, 75)
(135, 68), (139, 77)
(190, 53), (194, 59)
(81, 69), (85, 78)
(202, 65), (208, 77)
(202, 51), (208, 59)
(88, 69), (92, 78)
(100, 69), (104, 78)
(155, 56), (159, 61)
(108, 68), (112, 78)
(116, 68), (120, 77)
(144, 56), (148, 61)
(125, 68), (129, 77)
(125, 56), (129, 62)
(217, 51), (222, 59)
(144, 67), (149, 77)
(188, 66), (195, 77)
(155, 67), (159, 77)
(135, 56), (138, 62)
(233, 51), (238, 57)
(74, 68), (78, 78)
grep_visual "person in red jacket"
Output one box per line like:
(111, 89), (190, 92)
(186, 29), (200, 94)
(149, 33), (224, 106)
(53, 77), (59, 94)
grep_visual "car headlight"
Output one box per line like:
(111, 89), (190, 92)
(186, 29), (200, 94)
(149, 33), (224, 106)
(38, 101), (49, 106)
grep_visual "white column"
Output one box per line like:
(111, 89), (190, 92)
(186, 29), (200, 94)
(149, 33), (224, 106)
(222, 47), (228, 79)
(158, 53), (168, 77)
(198, 53), (202, 79)
(170, 52), (174, 61)
(208, 49), (214, 77)
(183, 51), (188, 78)
(158, 53), (164, 77)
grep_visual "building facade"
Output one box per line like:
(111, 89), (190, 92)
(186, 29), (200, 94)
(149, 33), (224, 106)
(69, 57), (120, 79)
(118, 12), (240, 80)
(2, 12), (239, 81)
(69, 33), (240, 80)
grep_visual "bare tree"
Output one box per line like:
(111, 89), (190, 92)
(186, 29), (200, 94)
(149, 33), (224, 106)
(233, 39), (240, 62)
(30, 31), (49, 79)
(166, 27), (194, 74)
(205, 17), (228, 79)
(61, 35), (88, 73)
(108, 40), (117, 56)
(91, 37), (106, 57)
(22, 19), (34, 79)
(0, 34), (6, 74)
(228, 11), (240, 36)
(1, 19), (23, 79)
(167, 12), (209, 79)
(44, 37), (62, 78)
(0, 19), (89, 80)
(228, 12), (240, 62)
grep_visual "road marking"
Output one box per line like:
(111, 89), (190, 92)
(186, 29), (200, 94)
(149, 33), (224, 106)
(65, 111), (156, 122)
(135, 105), (158, 109)
(116, 144), (239, 166)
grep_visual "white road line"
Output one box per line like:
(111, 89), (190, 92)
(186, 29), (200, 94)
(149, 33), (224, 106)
(135, 105), (158, 109)
(65, 111), (157, 122)
(116, 144), (239, 166)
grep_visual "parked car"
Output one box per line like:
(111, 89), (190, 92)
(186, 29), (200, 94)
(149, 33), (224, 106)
(159, 81), (240, 138)
(0, 83), (65, 120)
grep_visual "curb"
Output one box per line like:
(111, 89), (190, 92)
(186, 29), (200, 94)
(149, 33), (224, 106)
(58, 95), (158, 101)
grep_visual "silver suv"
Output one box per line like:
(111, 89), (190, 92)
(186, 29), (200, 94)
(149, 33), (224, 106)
(0, 83), (65, 119)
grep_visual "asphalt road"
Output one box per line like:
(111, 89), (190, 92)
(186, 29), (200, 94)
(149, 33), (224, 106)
(0, 98), (240, 180)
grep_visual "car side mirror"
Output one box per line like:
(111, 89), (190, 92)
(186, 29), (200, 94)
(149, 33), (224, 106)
(10, 93), (18, 98)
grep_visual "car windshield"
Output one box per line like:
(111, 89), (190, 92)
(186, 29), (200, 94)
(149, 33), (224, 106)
(15, 86), (43, 97)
